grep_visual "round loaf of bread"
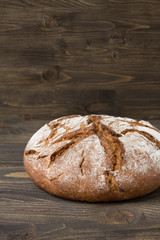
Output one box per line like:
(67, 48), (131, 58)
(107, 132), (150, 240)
(24, 115), (160, 202)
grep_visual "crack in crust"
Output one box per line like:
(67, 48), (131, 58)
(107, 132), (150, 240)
(109, 118), (160, 146)
(37, 154), (48, 159)
(25, 150), (47, 161)
(88, 116), (124, 171)
(47, 115), (125, 192)
(50, 172), (65, 182)
(88, 116), (125, 192)
(135, 120), (160, 132)
(25, 150), (38, 155)
(49, 141), (75, 168)
(53, 125), (95, 144)
(48, 126), (95, 168)
(103, 170), (119, 192)
(109, 118), (159, 129)
(48, 122), (60, 130)
(79, 150), (85, 175)
(121, 129), (160, 148)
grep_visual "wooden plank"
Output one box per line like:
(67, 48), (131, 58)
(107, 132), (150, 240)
(0, 0), (160, 237)
(0, 87), (160, 120)
(0, 0), (160, 121)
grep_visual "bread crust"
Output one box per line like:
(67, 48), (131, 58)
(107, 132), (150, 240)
(24, 115), (160, 202)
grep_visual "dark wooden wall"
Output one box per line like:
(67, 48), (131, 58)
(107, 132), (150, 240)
(0, 0), (160, 121)
(0, 1), (160, 240)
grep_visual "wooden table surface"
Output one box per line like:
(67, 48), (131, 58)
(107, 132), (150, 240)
(0, 0), (160, 239)
(0, 120), (160, 240)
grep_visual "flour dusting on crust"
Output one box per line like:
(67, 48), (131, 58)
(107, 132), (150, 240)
(119, 132), (160, 174)
(26, 124), (51, 150)
(24, 114), (160, 202)
(135, 126), (160, 141)
(45, 134), (109, 191)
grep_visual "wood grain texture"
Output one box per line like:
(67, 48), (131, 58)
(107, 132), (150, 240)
(0, 0), (160, 239)
(0, 0), (160, 121)
(0, 120), (160, 240)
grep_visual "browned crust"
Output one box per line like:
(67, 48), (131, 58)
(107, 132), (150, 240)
(108, 118), (160, 146)
(87, 115), (125, 192)
(121, 129), (160, 148)
(25, 150), (38, 155)
(24, 155), (160, 202)
(48, 125), (95, 167)
(47, 116), (125, 185)
(24, 115), (160, 202)
(79, 150), (85, 175)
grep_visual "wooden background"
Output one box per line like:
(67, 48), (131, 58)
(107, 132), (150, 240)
(0, 1), (160, 239)
(0, 0), (160, 120)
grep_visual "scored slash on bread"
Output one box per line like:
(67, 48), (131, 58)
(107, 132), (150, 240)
(24, 115), (160, 202)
